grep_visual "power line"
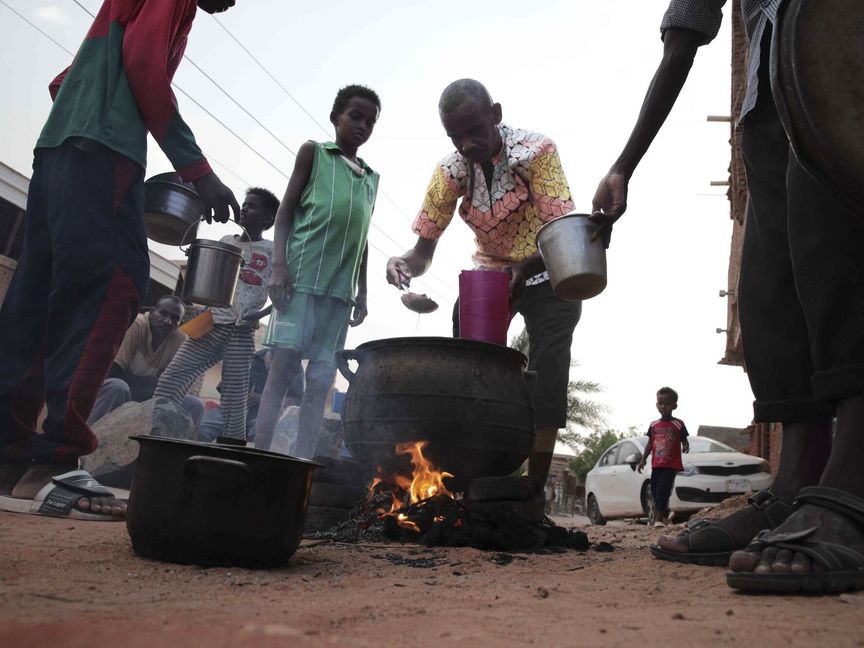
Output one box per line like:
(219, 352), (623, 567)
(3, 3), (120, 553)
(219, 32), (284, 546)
(60, 1), (455, 299)
(2, 0), (75, 56)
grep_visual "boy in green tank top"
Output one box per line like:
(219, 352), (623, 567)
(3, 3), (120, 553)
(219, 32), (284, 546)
(254, 85), (381, 458)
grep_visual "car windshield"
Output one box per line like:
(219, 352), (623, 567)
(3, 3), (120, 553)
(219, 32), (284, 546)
(688, 437), (735, 453)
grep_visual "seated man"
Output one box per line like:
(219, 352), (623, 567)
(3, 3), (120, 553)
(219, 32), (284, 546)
(87, 295), (203, 426)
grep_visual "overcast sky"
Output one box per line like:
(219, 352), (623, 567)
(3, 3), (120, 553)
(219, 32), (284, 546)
(0, 0), (756, 439)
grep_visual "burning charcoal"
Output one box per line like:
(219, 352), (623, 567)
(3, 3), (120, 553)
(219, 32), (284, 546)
(540, 525), (590, 551)
(464, 495), (545, 525)
(465, 476), (542, 502)
(303, 505), (353, 534)
(483, 525), (547, 552)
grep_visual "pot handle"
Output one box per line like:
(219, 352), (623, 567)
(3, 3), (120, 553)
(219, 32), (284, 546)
(334, 349), (358, 384)
(179, 217), (252, 265)
(185, 455), (253, 489)
(523, 370), (538, 390)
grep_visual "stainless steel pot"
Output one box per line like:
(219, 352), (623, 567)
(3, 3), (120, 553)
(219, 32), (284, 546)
(536, 213), (607, 301)
(144, 172), (204, 245)
(126, 435), (321, 567)
(181, 238), (243, 307)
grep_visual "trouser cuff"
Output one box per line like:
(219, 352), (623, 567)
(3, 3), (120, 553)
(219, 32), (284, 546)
(753, 397), (832, 424)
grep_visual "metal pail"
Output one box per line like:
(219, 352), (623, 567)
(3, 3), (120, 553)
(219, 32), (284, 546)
(536, 213), (607, 301)
(182, 238), (243, 307)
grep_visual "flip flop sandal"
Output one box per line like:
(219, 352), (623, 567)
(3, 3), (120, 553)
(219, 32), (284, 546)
(726, 486), (864, 594)
(651, 490), (793, 566)
(0, 469), (123, 522)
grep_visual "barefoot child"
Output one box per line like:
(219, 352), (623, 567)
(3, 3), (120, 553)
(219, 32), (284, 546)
(253, 85), (381, 458)
(638, 386), (690, 525)
(154, 187), (279, 444)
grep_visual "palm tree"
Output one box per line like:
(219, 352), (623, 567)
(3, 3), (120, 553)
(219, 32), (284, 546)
(509, 328), (609, 447)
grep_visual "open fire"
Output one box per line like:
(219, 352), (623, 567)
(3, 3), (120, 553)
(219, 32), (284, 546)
(368, 441), (459, 533)
(351, 440), (588, 552)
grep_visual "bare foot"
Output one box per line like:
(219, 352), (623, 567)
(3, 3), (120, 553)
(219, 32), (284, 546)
(8, 464), (127, 518)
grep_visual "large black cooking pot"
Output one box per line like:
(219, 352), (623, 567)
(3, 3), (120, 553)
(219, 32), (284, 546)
(126, 436), (320, 567)
(336, 337), (535, 490)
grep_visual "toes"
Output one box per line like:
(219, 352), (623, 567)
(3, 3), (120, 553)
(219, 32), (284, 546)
(790, 551), (811, 575)
(77, 497), (91, 511)
(754, 546), (779, 574)
(657, 534), (688, 552)
(770, 548), (794, 573)
(76, 496), (126, 517)
(729, 549), (761, 572)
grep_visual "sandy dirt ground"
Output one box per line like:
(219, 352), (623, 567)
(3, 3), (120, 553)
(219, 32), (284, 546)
(1, 509), (863, 648)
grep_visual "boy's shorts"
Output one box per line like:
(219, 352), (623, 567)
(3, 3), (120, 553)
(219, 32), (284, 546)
(264, 292), (352, 365)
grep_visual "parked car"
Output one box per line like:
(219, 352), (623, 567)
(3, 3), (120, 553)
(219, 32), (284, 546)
(584, 435), (772, 525)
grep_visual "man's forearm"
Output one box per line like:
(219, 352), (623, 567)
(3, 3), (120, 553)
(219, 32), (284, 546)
(609, 28), (702, 178)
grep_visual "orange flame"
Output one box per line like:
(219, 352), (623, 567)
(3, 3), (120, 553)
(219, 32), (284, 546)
(367, 441), (455, 528)
(394, 441), (454, 504)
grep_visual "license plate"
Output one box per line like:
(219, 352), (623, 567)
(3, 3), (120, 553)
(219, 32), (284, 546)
(726, 479), (751, 493)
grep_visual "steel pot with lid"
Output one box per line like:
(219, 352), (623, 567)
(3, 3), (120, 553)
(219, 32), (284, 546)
(126, 435), (321, 567)
(336, 336), (536, 490)
(143, 172), (204, 245)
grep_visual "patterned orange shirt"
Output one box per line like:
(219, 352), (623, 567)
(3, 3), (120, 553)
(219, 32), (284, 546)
(413, 124), (574, 271)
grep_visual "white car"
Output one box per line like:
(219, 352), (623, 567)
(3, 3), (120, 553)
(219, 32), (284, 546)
(584, 436), (773, 525)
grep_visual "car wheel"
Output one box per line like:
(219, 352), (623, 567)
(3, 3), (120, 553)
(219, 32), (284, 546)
(587, 494), (606, 526)
(640, 482), (652, 519)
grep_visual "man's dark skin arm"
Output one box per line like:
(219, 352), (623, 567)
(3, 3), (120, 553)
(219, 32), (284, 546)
(590, 28), (704, 246)
(386, 237), (439, 289)
(637, 437), (654, 473)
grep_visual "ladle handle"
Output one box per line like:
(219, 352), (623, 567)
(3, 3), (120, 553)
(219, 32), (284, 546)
(334, 349), (358, 384)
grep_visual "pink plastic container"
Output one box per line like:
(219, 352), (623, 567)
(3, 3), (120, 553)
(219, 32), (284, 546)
(459, 270), (511, 345)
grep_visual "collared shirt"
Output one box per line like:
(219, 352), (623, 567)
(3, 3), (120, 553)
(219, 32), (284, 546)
(413, 124), (575, 273)
(660, 0), (783, 124)
(113, 313), (187, 377)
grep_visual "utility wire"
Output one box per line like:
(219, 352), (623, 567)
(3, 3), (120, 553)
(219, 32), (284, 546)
(2, 0), (75, 56)
(63, 0), (454, 298)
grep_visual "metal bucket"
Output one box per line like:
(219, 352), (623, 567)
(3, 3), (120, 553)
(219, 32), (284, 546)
(536, 213), (607, 301)
(182, 238), (243, 307)
(143, 172), (204, 245)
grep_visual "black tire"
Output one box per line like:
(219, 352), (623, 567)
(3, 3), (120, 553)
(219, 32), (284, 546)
(587, 493), (607, 526)
(641, 481), (654, 524)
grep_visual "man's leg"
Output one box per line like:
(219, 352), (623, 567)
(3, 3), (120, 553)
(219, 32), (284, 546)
(729, 139), (864, 581)
(253, 348), (303, 451)
(292, 360), (337, 460)
(518, 282), (581, 485)
(180, 396), (205, 429)
(87, 378), (133, 425)
(0, 144), (149, 518)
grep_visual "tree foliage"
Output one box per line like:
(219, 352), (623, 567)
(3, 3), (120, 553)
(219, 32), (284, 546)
(567, 429), (631, 481)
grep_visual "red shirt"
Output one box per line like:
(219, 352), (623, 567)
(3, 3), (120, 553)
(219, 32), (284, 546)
(646, 417), (689, 471)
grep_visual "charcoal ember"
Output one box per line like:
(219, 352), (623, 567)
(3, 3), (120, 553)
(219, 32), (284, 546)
(465, 476), (542, 502)
(541, 524), (590, 550)
(308, 482), (368, 509)
(464, 494), (545, 524)
(482, 524), (547, 552)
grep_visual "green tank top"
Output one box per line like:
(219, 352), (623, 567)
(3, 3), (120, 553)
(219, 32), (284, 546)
(287, 142), (379, 303)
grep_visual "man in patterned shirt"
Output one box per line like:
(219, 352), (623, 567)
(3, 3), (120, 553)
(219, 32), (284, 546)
(386, 79), (582, 487)
(591, 1), (864, 593)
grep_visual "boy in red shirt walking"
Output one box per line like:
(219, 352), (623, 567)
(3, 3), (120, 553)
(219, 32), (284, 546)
(638, 386), (690, 525)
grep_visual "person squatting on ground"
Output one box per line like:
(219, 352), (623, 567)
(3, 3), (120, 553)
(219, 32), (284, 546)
(591, 0), (864, 593)
(385, 79), (582, 487)
(0, 0), (240, 521)
(155, 188), (278, 445)
(637, 387), (690, 526)
(253, 85), (381, 458)
(87, 295), (204, 427)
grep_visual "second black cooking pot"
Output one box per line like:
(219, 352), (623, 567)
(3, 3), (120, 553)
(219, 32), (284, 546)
(126, 436), (320, 567)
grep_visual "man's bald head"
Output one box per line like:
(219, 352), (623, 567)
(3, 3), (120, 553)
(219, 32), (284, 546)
(438, 79), (494, 115)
